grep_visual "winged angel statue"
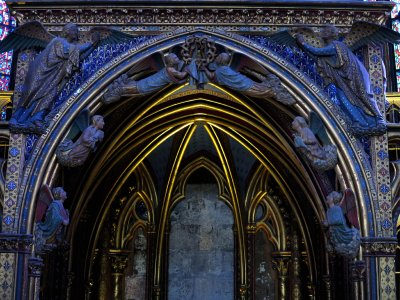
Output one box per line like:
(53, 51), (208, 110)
(270, 22), (400, 137)
(35, 185), (69, 252)
(56, 110), (104, 167)
(0, 21), (136, 134)
(102, 36), (296, 106)
(292, 112), (337, 171)
(323, 189), (360, 258)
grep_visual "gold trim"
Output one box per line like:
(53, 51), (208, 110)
(386, 92), (400, 106)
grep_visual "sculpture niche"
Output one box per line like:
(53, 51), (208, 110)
(0, 21), (137, 134)
(292, 112), (337, 171)
(35, 185), (70, 253)
(323, 189), (360, 258)
(56, 111), (104, 167)
(270, 22), (400, 137)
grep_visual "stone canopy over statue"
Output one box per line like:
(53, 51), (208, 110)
(270, 21), (400, 137)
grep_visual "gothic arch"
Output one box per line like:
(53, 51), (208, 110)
(7, 28), (382, 299)
(16, 28), (375, 238)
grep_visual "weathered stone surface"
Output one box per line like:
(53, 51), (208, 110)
(168, 183), (234, 300)
(125, 228), (147, 300)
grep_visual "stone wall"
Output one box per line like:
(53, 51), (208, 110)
(168, 183), (234, 300)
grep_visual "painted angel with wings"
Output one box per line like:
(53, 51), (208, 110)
(1, 21), (135, 134)
(102, 52), (189, 104)
(35, 185), (69, 252)
(56, 110), (104, 167)
(202, 52), (296, 105)
(292, 112), (337, 171)
(323, 189), (360, 258)
(271, 22), (400, 137)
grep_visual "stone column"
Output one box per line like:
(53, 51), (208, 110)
(28, 257), (44, 300)
(301, 252), (315, 300)
(146, 222), (156, 300)
(246, 223), (256, 300)
(272, 252), (291, 300)
(349, 260), (366, 300)
(108, 249), (129, 300)
(291, 232), (301, 300)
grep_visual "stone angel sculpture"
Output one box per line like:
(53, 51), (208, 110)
(0, 21), (136, 134)
(323, 190), (361, 258)
(269, 22), (400, 137)
(292, 112), (337, 171)
(202, 52), (296, 105)
(35, 185), (70, 253)
(102, 52), (189, 104)
(56, 110), (104, 167)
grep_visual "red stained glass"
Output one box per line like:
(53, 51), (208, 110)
(396, 72), (400, 92)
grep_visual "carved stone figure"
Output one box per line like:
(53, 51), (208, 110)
(0, 21), (136, 134)
(292, 112), (337, 171)
(35, 185), (70, 253)
(323, 190), (360, 258)
(56, 113), (104, 167)
(270, 21), (400, 136)
(203, 52), (296, 105)
(102, 53), (189, 104)
(296, 26), (386, 136)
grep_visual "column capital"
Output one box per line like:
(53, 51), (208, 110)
(271, 252), (291, 276)
(108, 249), (129, 274)
(28, 257), (44, 278)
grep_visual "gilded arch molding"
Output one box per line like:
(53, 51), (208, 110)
(15, 29), (375, 239)
(11, 28), (376, 242)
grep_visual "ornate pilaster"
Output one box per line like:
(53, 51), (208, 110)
(272, 252), (291, 300)
(0, 234), (33, 299)
(362, 237), (397, 299)
(109, 249), (129, 300)
(367, 44), (396, 300)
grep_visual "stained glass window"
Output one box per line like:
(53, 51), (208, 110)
(392, 3), (400, 91)
(0, 1), (15, 92)
(0, 1), (15, 120)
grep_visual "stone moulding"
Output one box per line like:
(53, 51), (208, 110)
(0, 233), (33, 254)
(9, 4), (391, 29)
(361, 237), (398, 257)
